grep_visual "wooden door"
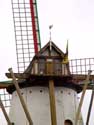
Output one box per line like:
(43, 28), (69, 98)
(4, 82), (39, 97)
(46, 59), (53, 74)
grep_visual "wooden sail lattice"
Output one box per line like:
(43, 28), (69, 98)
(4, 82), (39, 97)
(0, 89), (11, 108)
(70, 58), (94, 75)
(11, 0), (41, 73)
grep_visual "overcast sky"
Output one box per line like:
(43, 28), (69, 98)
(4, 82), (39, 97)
(0, 0), (94, 125)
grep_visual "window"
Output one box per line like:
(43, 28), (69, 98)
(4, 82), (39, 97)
(38, 59), (46, 74)
(54, 59), (62, 75)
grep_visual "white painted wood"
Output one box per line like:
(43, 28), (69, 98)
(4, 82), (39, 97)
(34, 62), (38, 74)
(9, 87), (83, 125)
(62, 64), (68, 75)
(47, 59), (53, 62)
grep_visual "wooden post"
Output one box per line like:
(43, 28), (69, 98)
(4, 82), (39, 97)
(86, 82), (94, 125)
(75, 70), (92, 125)
(0, 97), (13, 125)
(49, 79), (57, 125)
(8, 68), (33, 125)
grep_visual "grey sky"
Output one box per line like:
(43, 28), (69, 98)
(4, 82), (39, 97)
(0, 0), (94, 124)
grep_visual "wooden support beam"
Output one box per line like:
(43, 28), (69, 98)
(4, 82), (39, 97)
(0, 81), (12, 88)
(8, 68), (33, 125)
(86, 83), (94, 125)
(0, 97), (13, 125)
(6, 72), (94, 81)
(6, 73), (30, 79)
(6, 73), (71, 79)
(0, 84), (10, 89)
(75, 70), (92, 125)
(73, 74), (94, 81)
(49, 80), (57, 125)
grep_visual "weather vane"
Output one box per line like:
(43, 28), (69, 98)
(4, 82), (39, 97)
(49, 25), (53, 41)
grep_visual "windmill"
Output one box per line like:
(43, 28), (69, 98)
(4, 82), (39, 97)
(0, 0), (94, 125)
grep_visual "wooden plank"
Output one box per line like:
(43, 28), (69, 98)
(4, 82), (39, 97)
(0, 84), (10, 88)
(46, 62), (53, 74)
(6, 72), (94, 81)
(6, 73), (70, 79)
(49, 80), (57, 125)
(0, 81), (13, 88)
(6, 73), (30, 79)
(72, 74), (94, 81)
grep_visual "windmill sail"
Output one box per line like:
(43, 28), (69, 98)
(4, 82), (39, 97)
(11, 0), (41, 72)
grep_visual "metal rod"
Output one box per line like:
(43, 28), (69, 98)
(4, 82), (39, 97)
(8, 68), (33, 125)
(0, 97), (12, 125)
(86, 81), (94, 125)
(49, 80), (57, 125)
(75, 70), (92, 125)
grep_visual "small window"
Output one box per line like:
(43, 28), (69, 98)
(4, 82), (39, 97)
(38, 59), (46, 74)
(54, 59), (62, 75)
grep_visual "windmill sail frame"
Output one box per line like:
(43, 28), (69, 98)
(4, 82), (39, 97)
(11, 0), (41, 73)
